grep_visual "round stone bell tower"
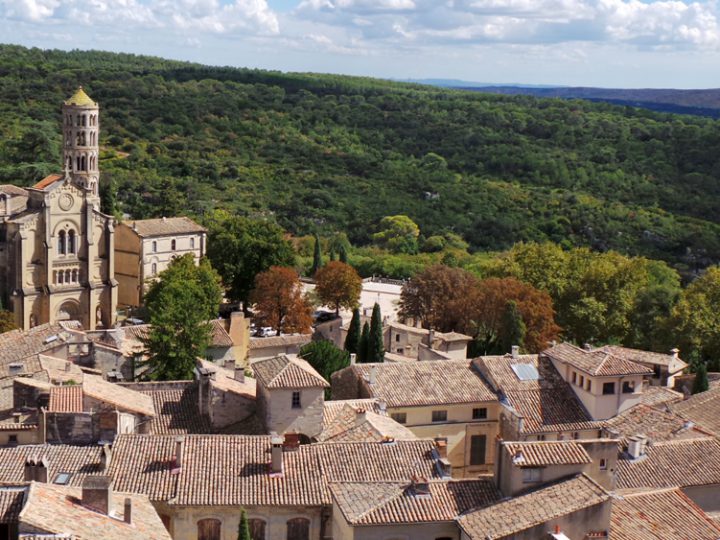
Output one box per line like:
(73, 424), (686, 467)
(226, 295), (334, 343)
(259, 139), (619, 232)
(62, 87), (100, 199)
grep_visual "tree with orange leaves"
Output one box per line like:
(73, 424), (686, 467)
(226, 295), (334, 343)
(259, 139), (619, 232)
(250, 266), (312, 335)
(473, 277), (561, 354)
(314, 261), (362, 316)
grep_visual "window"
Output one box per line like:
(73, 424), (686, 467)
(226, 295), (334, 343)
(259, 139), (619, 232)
(472, 408), (487, 420)
(67, 230), (76, 254)
(190, 237), (195, 249)
(395, 334), (400, 342)
(622, 381), (635, 394)
(291, 391), (301, 409)
(602, 382), (615, 395)
(58, 231), (66, 254)
(599, 458), (607, 470)
(572, 432), (580, 439)
(152, 240), (157, 252)
(248, 519), (266, 540)
(586, 380), (592, 392)
(396, 348), (403, 354)
(151, 263), (157, 276)
(572, 371), (577, 384)
(286, 518), (309, 540)
(431, 410), (447, 423)
(522, 468), (541, 483)
(391, 412), (407, 424)
(537, 434), (546, 441)
(579, 375), (584, 387)
(171, 239), (176, 251)
(8, 434), (17, 446)
(53, 472), (72, 485)
(469, 434), (486, 466)
(197, 518), (221, 540)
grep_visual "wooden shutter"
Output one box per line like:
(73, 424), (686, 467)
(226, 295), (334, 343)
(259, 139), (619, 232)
(286, 517), (310, 540)
(197, 518), (221, 540)
(470, 434), (487, 466)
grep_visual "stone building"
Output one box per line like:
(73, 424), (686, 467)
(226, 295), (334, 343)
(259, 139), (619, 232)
(114, 217), (206, 308)
(0, 87), (117, 330)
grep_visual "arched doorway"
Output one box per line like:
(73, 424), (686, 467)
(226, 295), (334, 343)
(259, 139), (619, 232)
(56, 300), (80, 322)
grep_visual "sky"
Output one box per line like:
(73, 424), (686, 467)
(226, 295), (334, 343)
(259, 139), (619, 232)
(1, 0), (720, 88)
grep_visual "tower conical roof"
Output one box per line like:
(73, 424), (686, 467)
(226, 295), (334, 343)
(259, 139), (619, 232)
(64, 86), (96, 107)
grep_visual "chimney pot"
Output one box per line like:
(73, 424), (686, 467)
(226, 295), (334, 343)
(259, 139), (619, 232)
(671, 348), (679, 359)
(368, 365), (377, 385)
(511, 345), (520, 359)
(175, 436), (185, 468)
(428, 329), (435, 349)
(123, 497), (132, 524)
(350, 353), (356, 366)
(101, 444), (112, 471)
(270, 432), (284, 474)
(24, 459), (36, 482)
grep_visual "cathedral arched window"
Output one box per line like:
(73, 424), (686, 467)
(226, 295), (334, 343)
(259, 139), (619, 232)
(80, 156), (86, 171)
(58, 270), (64, 284)
(65, 270), (71, 283)
(151, 263), (157, 276)
(58, 231), (66, 254)
(82, 115), (87, 127)
(68, 230), (76, 254)
(72, 269), (78, 283)
(53, 271), (57, 284)
(76, 157), (81, 171)
(76, 115), (81, 127)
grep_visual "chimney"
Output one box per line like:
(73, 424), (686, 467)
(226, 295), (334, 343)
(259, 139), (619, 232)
(511, 345), (520, 359)
(355, 408), (367, 426)
(224, 359), (235, 371)
(377, 400), (387, 415)
(637, 434), (648, 455)
(82, 476), (112, 515)
(175, 436), (185, 468)
(123, 497), (132, 524)
(24, 459), (35, 482)
(411, 475), (431, 497)
(65, 361), (72, 372)
(350, 353), (356, 366)
(35, 457), (48, 483)
(671, 348), (679, 359)
(428, 329), (435, 349)
(11, 412), (21, 424)
(368, 365), (377, 385)
(627, 435), (643, 459)
(270, 433), (284, 475)
(101, 444), (112, 471)
(234, 367), (245, 383)
(162, 216), (167, 222)
(584, 343), (592, 351)
(434, 438), (447, 459)
(512, 450), (525, 465)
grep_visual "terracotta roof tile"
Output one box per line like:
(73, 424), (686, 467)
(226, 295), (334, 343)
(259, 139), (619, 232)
(456, 474), (610, 539)
(123, 320), (233, 349)
(636, 386), (684, 407)
(31, 174), (64, 190)
(0, 486), (25, 523)
(123, 217), (205, 238)
(604, 403), (710, 444)
(317, 404), (417, 443)
(611, 488), (720, 539)
(0, 185), (28, 197)
(248, 334), (312, 350)
(331, 479), (501, 525)
(0, 445), (104, 486)
(252, 355), (328, 389)
(597, 345), (687, 370)
(48, 385), (83, 413)
(671, 386), (720, 437)
(347, 361), (496, 408)
(502, 441), (591, 467)
(543, 342), (653, 377)
(82, 374), (155, 417)
(19, 482), (171, 540)
(108, 434), (439, 506)
(0, 323), (85, 379)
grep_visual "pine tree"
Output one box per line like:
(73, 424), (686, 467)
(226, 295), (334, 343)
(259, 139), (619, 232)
(369, 303), (384, 362)
(358, 322), (370, 363)
(339, 243), (348, 264)
(692, 362), (709, 394)
(344, 308), (361, 354)
(311, 234), (322, 276)
(238, 508), (251, 540)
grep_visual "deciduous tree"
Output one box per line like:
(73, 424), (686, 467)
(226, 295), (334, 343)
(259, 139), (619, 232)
(250, 266), (312, 335)
(314, 261), (362, 316)
(372, 215), (420, 254)
(142, 254), (223, 380)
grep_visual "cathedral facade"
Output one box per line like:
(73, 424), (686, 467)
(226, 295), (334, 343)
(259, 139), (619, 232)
(0, 88), (117, 330)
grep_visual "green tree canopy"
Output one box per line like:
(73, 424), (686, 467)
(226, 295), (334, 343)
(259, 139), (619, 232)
(372, 215), (420, 254)
(344, 308), (361, 355)
(141, 254), (223, 380)
(300, 339), (349, 396)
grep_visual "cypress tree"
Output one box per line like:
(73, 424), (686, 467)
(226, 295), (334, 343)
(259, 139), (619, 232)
(692, 363), (709, 394)
(358, 322), (370, 363)
(238, 508), (251, 540)
(329, 246), (336, 261)
(344, 308), (361, 354)
(339, 244), (348, 264)
(369, 303), (384, 362)
(311, 234), (322, 276)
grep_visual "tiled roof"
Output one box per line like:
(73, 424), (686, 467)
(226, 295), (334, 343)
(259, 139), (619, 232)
(108, 435), (438, 506)
(456, 474), (610, 540)
(196, 359), (256, 397)
(123, 320), (233, 349)
(323, 399), (381, 427)
(437, 331), (473, 343)
(331, 479), (501, 526)
(122, 381), (213, 435)
(317, 404), (417, 443)
(672, 386), (720, 437)
(82, 374), (155, 417)
(636, 386), (684, 407)
(31, 174), (64, 190)
(611, 488), (720, 539)
(0, 323), (85, 378)
(252, 355), (328, 389)
(0, 445), (104, 486)
(248, 334), (311, 350)
(616, 438), (720, 489)
(0, 486), (25, 523)
(0, 185), (28, 197)
(48, 385), (83, 413)
(597, 345), (687, 370)
(475, 355), (600, 434)
(604, 403), (709, 444)
(123, 217), (205, 238)
(64, 87), (96, 107)
(542, 342), (653, 377)
(348, 361), (496, 408)
(19, 482), (171, 540)
(501, 441), (591, 467)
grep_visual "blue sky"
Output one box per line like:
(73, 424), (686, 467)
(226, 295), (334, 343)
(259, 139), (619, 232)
(1, 0), (720, 88)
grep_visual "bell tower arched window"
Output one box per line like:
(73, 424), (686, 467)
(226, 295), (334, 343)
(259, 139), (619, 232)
(58, 231), (66, 254)
(67, 230), (76, 254)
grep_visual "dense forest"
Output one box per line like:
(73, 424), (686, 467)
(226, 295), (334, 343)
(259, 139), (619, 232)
(1, 44), (720, 274)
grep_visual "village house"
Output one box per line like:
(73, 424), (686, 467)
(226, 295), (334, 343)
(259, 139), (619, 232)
(331, 360), (499, 477)
(248, 334), (312, 364)
(671, 384), (720, 437)
(593, 345), (687, 387)
(0, 88), (117, 330)
(114, 216), (206, 309)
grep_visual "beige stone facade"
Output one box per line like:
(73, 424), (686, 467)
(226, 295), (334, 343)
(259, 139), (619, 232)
(114, 217), (206, 308)
(0, 88), (117, 331)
